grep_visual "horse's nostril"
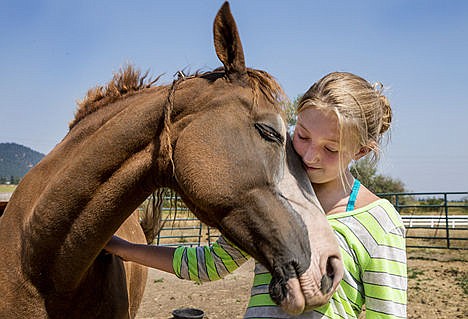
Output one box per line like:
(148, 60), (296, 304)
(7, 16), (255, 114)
(320, 274), (333, 294)
(326, 257), (335, 277)
(320, 257), (335, 294)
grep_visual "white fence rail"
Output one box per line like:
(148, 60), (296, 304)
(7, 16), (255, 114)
(0, 193), (12, 201)
(402, 215), (468, 229)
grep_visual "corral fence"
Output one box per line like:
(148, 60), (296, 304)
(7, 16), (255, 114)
(378, 192), (467, 249)
(150, 191), (468, 250)
(141, 192), (221, 247)
(1, 190), (466, 250)
(152, 212), (221, 247)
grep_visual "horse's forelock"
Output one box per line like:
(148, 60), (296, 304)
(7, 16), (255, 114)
(247, 68), (286, 106)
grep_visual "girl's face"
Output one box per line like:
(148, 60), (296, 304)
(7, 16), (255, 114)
(293, 107), (353, 185)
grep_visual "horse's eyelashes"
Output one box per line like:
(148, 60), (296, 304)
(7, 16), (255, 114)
(254, 123), (284, 145)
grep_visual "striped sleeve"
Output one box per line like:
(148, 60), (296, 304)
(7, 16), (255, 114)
(362, 224), (407, 319)
(172, 236), (249, 282)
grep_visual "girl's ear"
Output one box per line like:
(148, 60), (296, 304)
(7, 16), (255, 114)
(353, 145), (371, 160)
(353, 141), (377, 160)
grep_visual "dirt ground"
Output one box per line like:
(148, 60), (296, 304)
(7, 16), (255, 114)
(136, 248), (467, 319)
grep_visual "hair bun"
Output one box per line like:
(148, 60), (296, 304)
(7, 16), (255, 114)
(373, 82), (392, 134)
(378, 93), (392, 134)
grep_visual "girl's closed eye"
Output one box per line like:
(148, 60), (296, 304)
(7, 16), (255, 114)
(325, 146), (338, 153)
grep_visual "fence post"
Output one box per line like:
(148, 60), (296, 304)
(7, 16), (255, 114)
(197, 222), (203, 246)
(444, 193), (450, 249)
(206, 226), (211, 246)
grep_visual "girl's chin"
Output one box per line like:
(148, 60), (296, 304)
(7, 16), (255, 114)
(306, 172), (325, 184)
(307, 172), (335, 185)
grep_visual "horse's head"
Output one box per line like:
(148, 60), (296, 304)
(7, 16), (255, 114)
(170, 2), (343, 314)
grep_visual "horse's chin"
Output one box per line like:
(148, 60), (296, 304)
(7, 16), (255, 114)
(278, 275), (332, 315)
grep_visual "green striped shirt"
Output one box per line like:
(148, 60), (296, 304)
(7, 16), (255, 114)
(173, 199), (407, 318)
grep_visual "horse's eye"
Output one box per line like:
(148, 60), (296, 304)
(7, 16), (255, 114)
(254, 123), (284, 144)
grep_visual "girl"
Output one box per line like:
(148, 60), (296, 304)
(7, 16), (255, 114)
(105, 72), (407, 318)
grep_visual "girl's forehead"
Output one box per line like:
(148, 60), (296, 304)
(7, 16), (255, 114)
(297, 108), (339, 141)
(298, 106), (337, 120)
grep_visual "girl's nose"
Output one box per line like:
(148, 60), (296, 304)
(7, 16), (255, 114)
(303, 147), (319, 166)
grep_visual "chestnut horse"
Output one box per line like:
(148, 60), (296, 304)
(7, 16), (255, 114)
(0, 3), (342, 318)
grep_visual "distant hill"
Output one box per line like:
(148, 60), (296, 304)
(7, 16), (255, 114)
(0, 143), (45, 183)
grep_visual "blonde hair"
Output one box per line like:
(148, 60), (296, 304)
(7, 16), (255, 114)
(297, 72), (392, 183)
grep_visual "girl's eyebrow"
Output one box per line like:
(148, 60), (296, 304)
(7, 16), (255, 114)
(296, 122), (310, 133)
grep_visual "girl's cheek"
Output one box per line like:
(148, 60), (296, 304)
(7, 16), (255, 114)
(292, 137), (303, 156)
(324, 152), (340, 166)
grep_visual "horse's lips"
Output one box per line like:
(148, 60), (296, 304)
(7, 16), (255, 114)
(280, 277), (306, 315)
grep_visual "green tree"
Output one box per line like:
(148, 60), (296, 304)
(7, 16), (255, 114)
(424, 197), (444, 206)
(281, 94), (302, 128)
(350, 157), (405, 194)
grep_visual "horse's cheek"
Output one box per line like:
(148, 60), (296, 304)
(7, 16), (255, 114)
(174, 129), (237, 203)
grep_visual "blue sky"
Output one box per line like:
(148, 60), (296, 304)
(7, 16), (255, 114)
(1, 0), (467, 194)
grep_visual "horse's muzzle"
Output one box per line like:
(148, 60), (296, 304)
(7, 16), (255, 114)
(269, 255), (343, 315)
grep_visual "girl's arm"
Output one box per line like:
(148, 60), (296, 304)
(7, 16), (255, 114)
(105, 235), (176, 274)
(105, 235), (250, 282)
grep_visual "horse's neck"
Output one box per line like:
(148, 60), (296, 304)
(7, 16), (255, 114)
(21, 87), (176, 291)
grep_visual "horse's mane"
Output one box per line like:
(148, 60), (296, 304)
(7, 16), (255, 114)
(70, 64), (286, 129)
(70, 65), (160, 129)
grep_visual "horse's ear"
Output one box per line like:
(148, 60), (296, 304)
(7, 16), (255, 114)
(213, 1), (248, 84)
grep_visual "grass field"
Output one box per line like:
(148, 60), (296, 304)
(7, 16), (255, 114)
(0, 184), (16, 193)
(406, 228), (467, 249)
